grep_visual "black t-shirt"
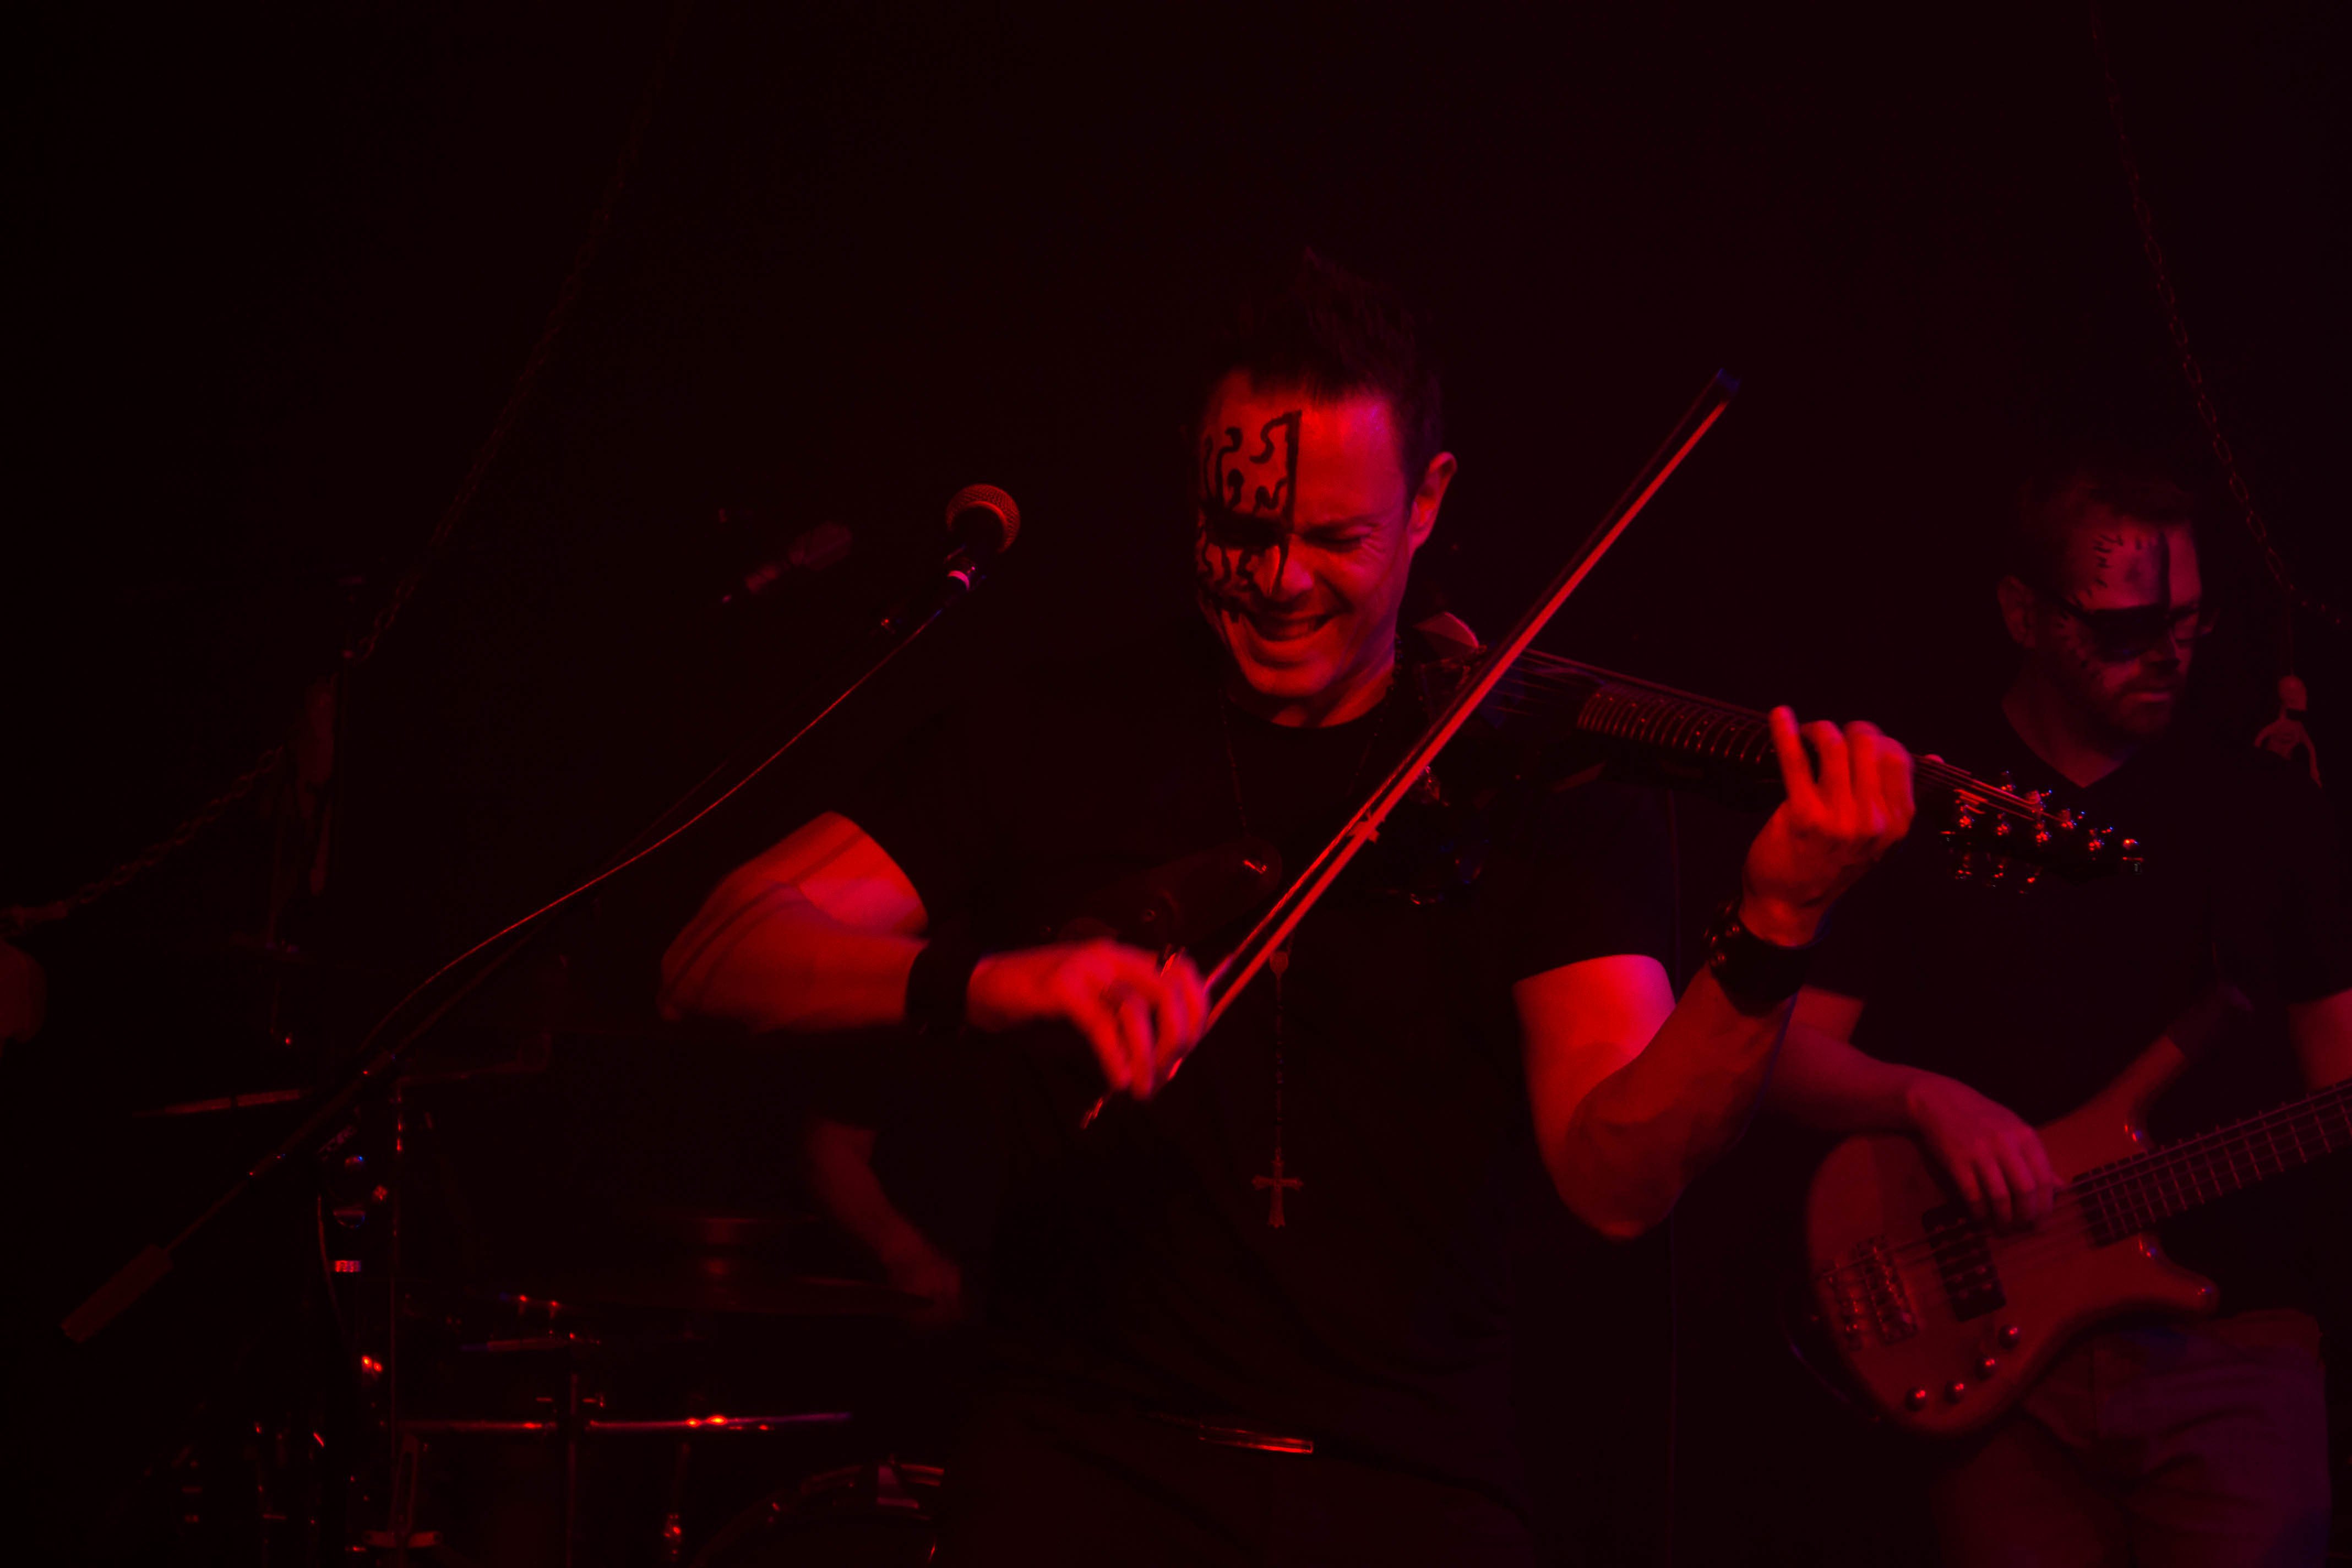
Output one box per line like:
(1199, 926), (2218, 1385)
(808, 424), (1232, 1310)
(806, 1030), (1006, 1270)
(1811, 710), (2352, 1311)
(840, 620), (1673, 1500)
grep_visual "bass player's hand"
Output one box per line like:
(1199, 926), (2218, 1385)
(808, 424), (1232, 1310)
(967, 941), (1208, 1099)
(1904, 1071), (2057, 1228)
(1740, 711), (1915, 945)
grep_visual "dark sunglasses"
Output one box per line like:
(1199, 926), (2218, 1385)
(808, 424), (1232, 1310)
(2046, 594), (2215, 663)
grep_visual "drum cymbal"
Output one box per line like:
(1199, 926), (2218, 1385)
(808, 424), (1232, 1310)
(498, 1266), (927, 1319)
(610, 1205), (825, 1248)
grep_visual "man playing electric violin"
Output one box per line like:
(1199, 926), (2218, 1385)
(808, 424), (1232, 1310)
(660, 253), (1917, 1563)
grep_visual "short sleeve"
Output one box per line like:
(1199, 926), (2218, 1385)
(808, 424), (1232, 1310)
(1485, 780), (1676, 983)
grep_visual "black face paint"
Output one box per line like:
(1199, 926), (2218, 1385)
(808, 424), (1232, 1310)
(2050, 597), (2213, 663)
(2050, 529), (2209, 662)
(1195, 410), (1303, 607)
(2087, 531), (2125, 591)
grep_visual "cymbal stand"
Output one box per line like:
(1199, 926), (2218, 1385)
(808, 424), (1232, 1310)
(57, 510), (1003, 1561)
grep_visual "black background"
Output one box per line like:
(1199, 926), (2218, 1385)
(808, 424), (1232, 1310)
(4, 2), (2345, 1561)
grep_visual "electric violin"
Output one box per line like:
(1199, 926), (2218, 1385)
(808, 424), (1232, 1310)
(1190, 373), (2142, 1037)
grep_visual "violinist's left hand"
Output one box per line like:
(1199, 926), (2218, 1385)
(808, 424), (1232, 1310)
(1738, 710), (1914, 946)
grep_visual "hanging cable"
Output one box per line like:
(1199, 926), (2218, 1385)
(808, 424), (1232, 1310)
(2086, 2), (2338, 633)
(2087, 2), (2329, 781)
(2, 0), (696, 939)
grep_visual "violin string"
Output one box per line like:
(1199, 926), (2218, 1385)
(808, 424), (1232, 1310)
(1495, 654), (2052, 819)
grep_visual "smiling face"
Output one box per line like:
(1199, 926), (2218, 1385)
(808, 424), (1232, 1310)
(1193, 372), (1453, 726)
(2000, 509), (2204, 744)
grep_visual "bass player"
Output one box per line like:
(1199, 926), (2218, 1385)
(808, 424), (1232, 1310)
(658, 252), (1915, 1564)
(1772, 450), (2352, 1566)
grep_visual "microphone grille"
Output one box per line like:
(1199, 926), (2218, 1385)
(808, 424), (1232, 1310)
(946, 483), (1021, 553)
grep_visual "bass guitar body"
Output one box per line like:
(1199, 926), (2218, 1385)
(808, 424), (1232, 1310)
(1804, 1043), (2214, 1438)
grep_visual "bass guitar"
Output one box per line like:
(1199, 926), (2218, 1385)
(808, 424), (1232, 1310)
(1804, 1027), (2352, 1436)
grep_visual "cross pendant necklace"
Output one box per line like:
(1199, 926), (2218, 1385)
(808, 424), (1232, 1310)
(1218, 660), (1397, 1231)
(1251, 946), (1302, 1227)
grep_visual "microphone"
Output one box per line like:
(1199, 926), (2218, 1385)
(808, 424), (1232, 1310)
(720, 518), (854, 608)
(943, 484), (1021, 585)
(877, 485), (1021, 638)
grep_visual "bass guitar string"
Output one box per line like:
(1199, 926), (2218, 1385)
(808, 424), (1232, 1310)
(1829, 1081), (2352, 1287)
(1856, 1080), (2352, 1276)
(1882, 1076), (2352, 1265)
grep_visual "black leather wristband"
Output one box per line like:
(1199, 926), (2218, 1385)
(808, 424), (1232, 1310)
(1702, 895), (1817, 1015)
(905, 938), (984, 1035)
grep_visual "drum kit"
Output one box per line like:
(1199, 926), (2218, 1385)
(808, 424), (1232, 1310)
(352, 1260), (945, 1567)
(49, 494), (1016, 1564)
(121, 959), (962, 1568)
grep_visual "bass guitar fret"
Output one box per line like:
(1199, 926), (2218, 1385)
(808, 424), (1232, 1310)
(2091, 1084), (2352, 1238)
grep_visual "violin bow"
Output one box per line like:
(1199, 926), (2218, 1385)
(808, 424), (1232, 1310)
(1196, 369), (1741, 1033)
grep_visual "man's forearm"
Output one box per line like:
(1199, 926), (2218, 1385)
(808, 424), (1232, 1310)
(1552, 970), (1787, 1240)
(807, 1120), (938, 1270)
(2286, 991), (2352, 1089)
(1767, 1022), (1929, 1132)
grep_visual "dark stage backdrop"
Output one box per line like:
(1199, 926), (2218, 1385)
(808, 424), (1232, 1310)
(4, 2), (2345, 1562)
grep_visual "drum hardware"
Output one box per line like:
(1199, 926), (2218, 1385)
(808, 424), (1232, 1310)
(354, 1428), (440, 1560)
(133, 1085), (313, 1118)
(585, 1414), (856, 1435)
(388, 1402), (855, 1565)
(459, 1330), (601, 1354)
(500, 1268), (929, 1319)
(56, 489), (1016, 1558)
(689, 1459), (945, 1568)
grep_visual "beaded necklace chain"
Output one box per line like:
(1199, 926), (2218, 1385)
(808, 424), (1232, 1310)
(1213, 660), (1398, 1229)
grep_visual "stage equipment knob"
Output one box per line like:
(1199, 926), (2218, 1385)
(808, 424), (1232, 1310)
(1997, 1324), (2021, 1347)
(1943, 1381), (1968, 1404)
(1904, 1387), (1930, 1411)
(1977, 1357), (1999, 1379)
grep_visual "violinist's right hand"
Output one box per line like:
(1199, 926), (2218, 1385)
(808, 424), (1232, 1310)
(968, 941), (1208, 1099)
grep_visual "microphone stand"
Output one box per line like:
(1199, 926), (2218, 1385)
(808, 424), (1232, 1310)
(61, 538), (1007, 1346)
